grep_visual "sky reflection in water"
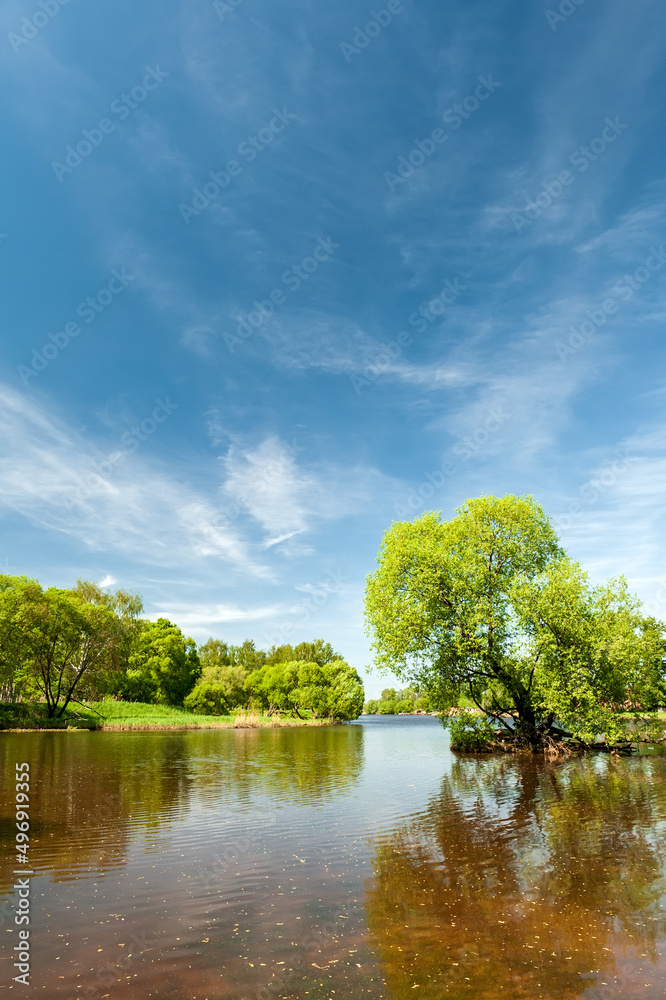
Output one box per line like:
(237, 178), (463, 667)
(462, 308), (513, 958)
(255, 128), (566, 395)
(0, 717), (665, 999)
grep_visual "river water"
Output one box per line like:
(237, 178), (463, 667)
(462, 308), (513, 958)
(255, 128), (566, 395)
(1, 716), (666, 999)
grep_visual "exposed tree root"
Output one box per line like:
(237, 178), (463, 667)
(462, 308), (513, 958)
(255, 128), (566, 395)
(485, 729), (640, 757)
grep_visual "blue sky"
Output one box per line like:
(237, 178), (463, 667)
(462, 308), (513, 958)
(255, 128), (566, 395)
(2, 0), (666, 697)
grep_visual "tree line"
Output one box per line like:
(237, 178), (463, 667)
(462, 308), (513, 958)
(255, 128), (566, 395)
(364, 687), (431, 715)
(0, 575), (364, 721)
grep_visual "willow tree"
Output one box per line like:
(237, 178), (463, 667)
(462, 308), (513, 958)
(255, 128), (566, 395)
(244, 658), (364, 721)
(0, 577), (143, 717)
(364, 495), (663, 746)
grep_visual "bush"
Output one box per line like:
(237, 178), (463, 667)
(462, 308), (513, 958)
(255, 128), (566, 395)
(364, 699), (380, 714)
(183, 683), (229, 716)
(442, 710), (497, 752)
(378, 700), (396, 714)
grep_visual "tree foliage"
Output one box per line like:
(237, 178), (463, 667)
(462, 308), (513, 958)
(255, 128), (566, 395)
(0, 572), (360, 722)
(183, 682), (230, 716)
(245, 658), (364, 721)
(365, 495), (664, 745)
(264, 638), (342, 667)
(443, 711), (498, 752)
(197, 638), (259, 709)
(0, 576), (142, 717)
(114, 618), (201, 706)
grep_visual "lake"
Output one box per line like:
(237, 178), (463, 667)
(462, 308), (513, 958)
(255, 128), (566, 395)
(1, 716), (666, 999)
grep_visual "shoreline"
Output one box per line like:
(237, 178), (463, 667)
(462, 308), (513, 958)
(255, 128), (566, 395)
(0, 701), (345, 732)
(0, 719), (337, 733)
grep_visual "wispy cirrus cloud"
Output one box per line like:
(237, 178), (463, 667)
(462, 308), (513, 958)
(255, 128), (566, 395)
(550, 421), (666, 598)
(0, 383), (263, 575)
(222, 434), (398, 549)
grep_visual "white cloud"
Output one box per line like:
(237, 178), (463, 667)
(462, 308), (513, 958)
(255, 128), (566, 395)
(574, 189), (666, 259)
(222, 435), (396, 548)
(153, 601), (287, 636)
(0, 383), (263, 575)
(222, 436), (317, 543)
(551, 423), (666, 608)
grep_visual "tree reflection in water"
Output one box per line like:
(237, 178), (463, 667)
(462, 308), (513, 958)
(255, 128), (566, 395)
(0, 726), (365, 894)
(366, 756), (666, 1000)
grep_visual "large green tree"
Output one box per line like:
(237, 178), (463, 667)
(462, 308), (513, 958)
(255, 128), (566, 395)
(0, 576), (142, 717)
(245, 658), (364, 721)
(323, 659), (366, 720)
(364, 495), (663, 745)
(117, 618), (201, 706)
(0, 576), (41, 702)
(197, 638), (262, 710)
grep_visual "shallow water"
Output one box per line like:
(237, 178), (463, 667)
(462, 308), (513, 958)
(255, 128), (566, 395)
(1, 716), (665, 999)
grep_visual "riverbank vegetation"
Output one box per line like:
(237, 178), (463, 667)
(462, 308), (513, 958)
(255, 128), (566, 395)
(365, 494), (666, 753)
(0, 575), (364, 728)
(0, 701), (335, 731)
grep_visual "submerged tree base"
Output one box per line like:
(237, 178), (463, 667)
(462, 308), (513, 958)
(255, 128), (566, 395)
(484, 729), (638, 757)
(453, 728), (666, 757)
(442, 709), (666, 757)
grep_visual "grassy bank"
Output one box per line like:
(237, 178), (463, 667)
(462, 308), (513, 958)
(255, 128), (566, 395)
(0, 701), (335, 732)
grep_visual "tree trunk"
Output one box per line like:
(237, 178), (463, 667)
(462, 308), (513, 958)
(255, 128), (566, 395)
(514, 701), (541, 748)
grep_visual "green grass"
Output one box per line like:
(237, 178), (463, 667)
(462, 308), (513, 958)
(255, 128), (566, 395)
(0, 701), (334, 731)
(88, 701), (236, 728)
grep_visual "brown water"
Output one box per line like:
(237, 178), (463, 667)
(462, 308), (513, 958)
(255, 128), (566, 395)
(1, 717), (665, 999)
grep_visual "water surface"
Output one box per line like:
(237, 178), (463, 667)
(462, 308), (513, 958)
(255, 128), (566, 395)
(1, 717), (665, 999)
